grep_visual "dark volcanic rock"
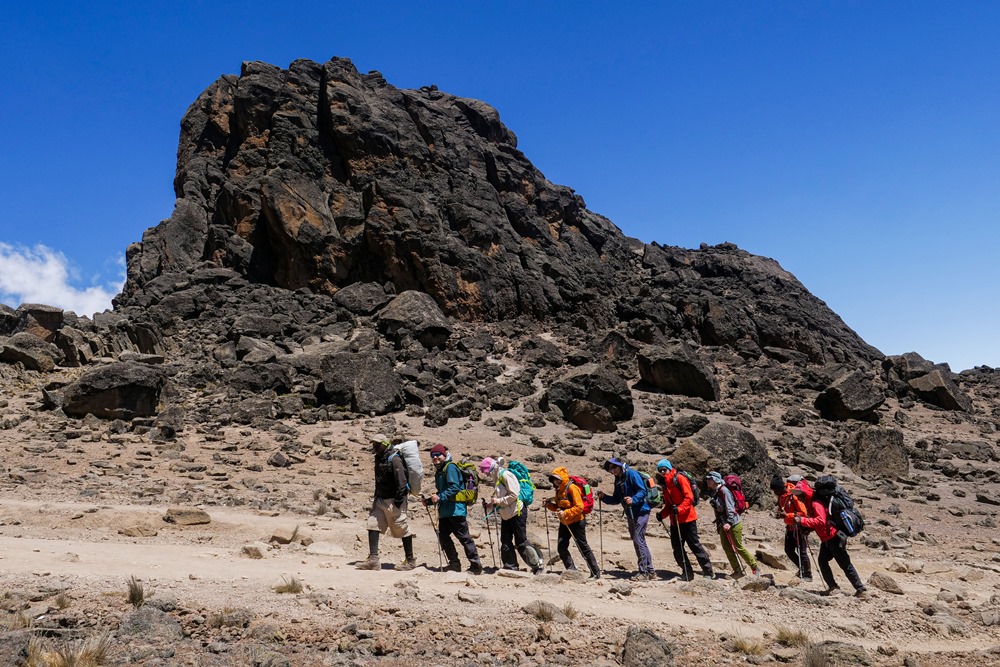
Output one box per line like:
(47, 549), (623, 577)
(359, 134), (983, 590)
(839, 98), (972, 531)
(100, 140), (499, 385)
(319, 351), (404, 415)
(815, 370), (884, 421)
(908, 370), (972, 412)
(687, 421), (782, 506)
(61, 362), (167, 419)
(0, 332), (62, 372)
(377, 291), (452, 349)
(565, 399), (616, 432)
(843, 427), (909, 478)
(637, 341), (720, 401)
(547, 364), (633, 428)
(117, 57), (882, 367)
(333, 281), (392, 315)
(15, 303), (64, 342)
(0, 304), (17, 336)
(621, 625), (674, 667)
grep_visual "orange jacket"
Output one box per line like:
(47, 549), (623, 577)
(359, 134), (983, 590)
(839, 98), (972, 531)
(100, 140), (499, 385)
(545, 467), (585, 525)
(777, 482), (809, 529)
(656, 469), (697, 524)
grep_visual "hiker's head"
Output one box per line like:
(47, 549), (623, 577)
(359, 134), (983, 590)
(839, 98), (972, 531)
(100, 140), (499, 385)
(603, 458), (625, 476)
(370, 433), (391, 454)
(705, 471), (723, 490)
(548, 474), (561, 487)
(479, 457), (497, 478)
(429, 444), (448, 465)
(770, 474), (786, 496)
(656, 459), (673, 474)
(786, 474), (803, 484)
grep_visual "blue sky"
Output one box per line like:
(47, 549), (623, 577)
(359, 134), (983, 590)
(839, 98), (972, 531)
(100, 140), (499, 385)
(2, 2), (998, 371)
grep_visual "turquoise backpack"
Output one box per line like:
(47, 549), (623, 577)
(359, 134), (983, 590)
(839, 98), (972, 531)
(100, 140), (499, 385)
(506, 460), (535, 506)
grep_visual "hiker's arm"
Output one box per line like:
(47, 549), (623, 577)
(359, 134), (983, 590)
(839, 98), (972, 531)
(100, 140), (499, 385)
(561, 484), (584, 523)
(391, 456), (408, 505)
(438, 464), (462, 503)
(629, 471), (646, 507)
(797, 501), (827, 530)
(600, 483), (622, 505)
(676, 476), (693, 515)
(495, 473), (519, 508)
(723, 488), (739, 526)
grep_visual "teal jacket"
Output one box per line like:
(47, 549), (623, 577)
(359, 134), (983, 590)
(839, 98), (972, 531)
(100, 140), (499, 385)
(434, 459), (467, 518)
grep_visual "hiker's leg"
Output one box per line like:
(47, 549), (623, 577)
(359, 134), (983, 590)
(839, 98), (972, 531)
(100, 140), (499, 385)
(784, 530), (801, 568)
(557, 523), (576, 569)
(718, 526), (740, 573)
(451, 516), (481, 567)
(570, 520), (600, 576)
(797, 531), (813, 578)
(669, 521), (687, 572)
(730, 522), (758, 569)
(438, 516), (461, 566)
(830, 535), (864, 591)
(817, 540), (837, 590)
(513, 511), (534, 566)
(625, 511), (642, 571)
(633, 512), (653, 574)
(499, 516), (517, 568)
(682, 521), (713, 576)
(402, 535), (414, 561)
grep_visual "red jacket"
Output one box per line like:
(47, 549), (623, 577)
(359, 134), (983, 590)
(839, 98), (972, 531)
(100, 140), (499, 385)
(656, 469), (697, 524)
(778, 482), (809, 529)
(798, 495), (838, 542)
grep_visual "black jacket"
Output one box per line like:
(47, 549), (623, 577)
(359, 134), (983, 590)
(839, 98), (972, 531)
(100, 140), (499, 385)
(374, 451), (408, 505)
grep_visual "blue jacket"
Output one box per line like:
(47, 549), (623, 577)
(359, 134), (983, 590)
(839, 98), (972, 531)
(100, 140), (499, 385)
(434, 458), (467, 518)
(602, 465), (650, 516)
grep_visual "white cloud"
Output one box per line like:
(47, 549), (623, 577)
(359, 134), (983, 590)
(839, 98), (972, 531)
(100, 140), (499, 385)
(0, 243), (123, 317)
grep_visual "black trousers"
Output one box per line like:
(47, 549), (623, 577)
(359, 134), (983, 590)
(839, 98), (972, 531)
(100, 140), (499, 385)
(669, 520), (714, 578)
(784, 528), (813, 578)
(818, 533), (864, 591)
(557, 520), (600, 576)
(499, 511), (538, 569)
(438, 515), (481, 567)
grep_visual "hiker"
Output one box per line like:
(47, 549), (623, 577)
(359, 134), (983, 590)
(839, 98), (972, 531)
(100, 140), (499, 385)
(357, 434), (416, 571)
(596, 457), (654, 580)
(545, 467), (601, 580)
(480, 457), (542, 573)
(424, 444), (483, 574)
(655, 460), (714, 580)
(771, 474), (812, 581)
(705, 471), (759, 577)
(793, 482), (867, 597)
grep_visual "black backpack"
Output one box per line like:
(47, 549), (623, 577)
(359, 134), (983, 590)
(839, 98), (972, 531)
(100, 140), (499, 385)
(814, 475), (864, 537)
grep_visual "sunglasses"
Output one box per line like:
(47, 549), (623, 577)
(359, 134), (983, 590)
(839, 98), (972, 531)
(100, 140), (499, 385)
(430, 452), (445, 459)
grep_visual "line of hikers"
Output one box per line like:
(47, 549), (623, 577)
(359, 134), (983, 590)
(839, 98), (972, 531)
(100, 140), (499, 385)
(356, 435), (867, 597)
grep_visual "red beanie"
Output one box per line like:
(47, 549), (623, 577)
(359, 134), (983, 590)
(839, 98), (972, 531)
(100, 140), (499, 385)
(429, 444), (448, 457)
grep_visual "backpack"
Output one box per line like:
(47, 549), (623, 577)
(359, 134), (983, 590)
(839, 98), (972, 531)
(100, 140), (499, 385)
(391, 440), (423, 496)
(674, 471), (701, 506)
(637, 471), (663, 508)
(448, 461), (479, 504)
(815, 476), (865, 536)
(568, 475), (595, 515)
(506, 460), (535, 506)
(723, 474), (748, 515)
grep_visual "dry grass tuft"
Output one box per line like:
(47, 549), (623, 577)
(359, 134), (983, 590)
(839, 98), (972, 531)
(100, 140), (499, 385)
(53, 592), (72, 610)
(531, 605), (555, 622)
(731, 632), (765, 656)
(562, 602), (579, 620)
(775, 624), (810, 647)
(315, 501), (328, 516)
(802, 643), (832, 667)
(125, 576), (152, 608)
(3, 610), (31, 630)
(273, 577), (303, 594)
(26, 633), (112, 667)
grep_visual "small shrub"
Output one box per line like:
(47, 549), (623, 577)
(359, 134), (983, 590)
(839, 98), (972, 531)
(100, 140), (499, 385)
(562, 602), (578, 620)
(732, 632), (765, 656)
(531, 605), (555, 622)
(26, 633), (112, 667)
(802, 644), (832, 667)
(315, 501), (328, 516)
(126, 576), (152, 608)
(273, 577), (303, 594)
(54, 592), (72, 610)
(775, 625), (809, 647)
(4, 611), (31, 630)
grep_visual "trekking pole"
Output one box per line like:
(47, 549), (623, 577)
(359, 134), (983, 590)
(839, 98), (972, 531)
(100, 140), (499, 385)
(422, 497), (443, 571)
(482, 500), (497, 569)
(673, 508), (693, 579)
(598, 497), (605, 573)
(544, 505), (553, 566)
(793, 525), (805, 580)
(724, 527), (746, 577)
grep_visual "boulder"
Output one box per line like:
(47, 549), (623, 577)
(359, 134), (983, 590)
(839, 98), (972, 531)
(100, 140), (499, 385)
(687, 421), (782, 506)
(53, 327), (99, 366)
(377, 291), (452, 349)
(228, 362), (294, 394)
(621, 626), (674, 667)
(564, 399), (616, 432)
(815, 370), (884, 421)
(869, 571), (904, 595)
(908, 370), (972, 412)
(843, 427), (909, 478)
(0, 332), (62, 371)
(319, 351), (404, 415)
(14, 303), (64, 342)
(118, 606), (184, 640)
(547, 364), (633, 427)
(163, 508), (211, 525)
(60, 362), (167, 419)
(0, 304), (17, 336)
(637, 341), (720, 401)
(333, 281), (392, 315)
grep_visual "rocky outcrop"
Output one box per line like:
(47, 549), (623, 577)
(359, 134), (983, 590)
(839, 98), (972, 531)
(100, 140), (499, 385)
(637, 341), (720, 400)
(376, 291), (452, 349)
(547, 365), (633, 430)
(843, 427), (909, 478)
(116, 57), (881, 368)
(59, 362), (167, 419)
(908, 370), (972, 412)
(0, 333), (62, 372)
(815, 370), (884, 421)
(686, 421), (782, 506)
(319, 351), (404, 415)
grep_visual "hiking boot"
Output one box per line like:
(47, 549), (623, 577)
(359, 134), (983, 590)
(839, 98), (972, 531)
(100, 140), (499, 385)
(800, 575), (813, 582)
(702, 572), (715, 580)
(854, 587), (869, 599)
(468, 563), (483, 575)
(396, 558), (417, 571)
(587, 572), (601, 581)
(443, 561), (462, 573)
(355, 555), (380, 571)
(819, 586), (841, 597)
(751, 567), (760, 576)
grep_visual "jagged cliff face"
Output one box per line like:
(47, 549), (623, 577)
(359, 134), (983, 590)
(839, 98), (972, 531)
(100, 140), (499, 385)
(119, 57), (880, 366)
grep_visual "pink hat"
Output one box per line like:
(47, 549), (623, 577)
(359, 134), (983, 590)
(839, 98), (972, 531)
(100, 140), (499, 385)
(480, 457), (496, 475)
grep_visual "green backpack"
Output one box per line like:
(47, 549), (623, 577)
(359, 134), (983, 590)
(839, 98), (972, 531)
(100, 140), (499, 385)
(638, 470), (664, 508)
(449, 461), (480, 504)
